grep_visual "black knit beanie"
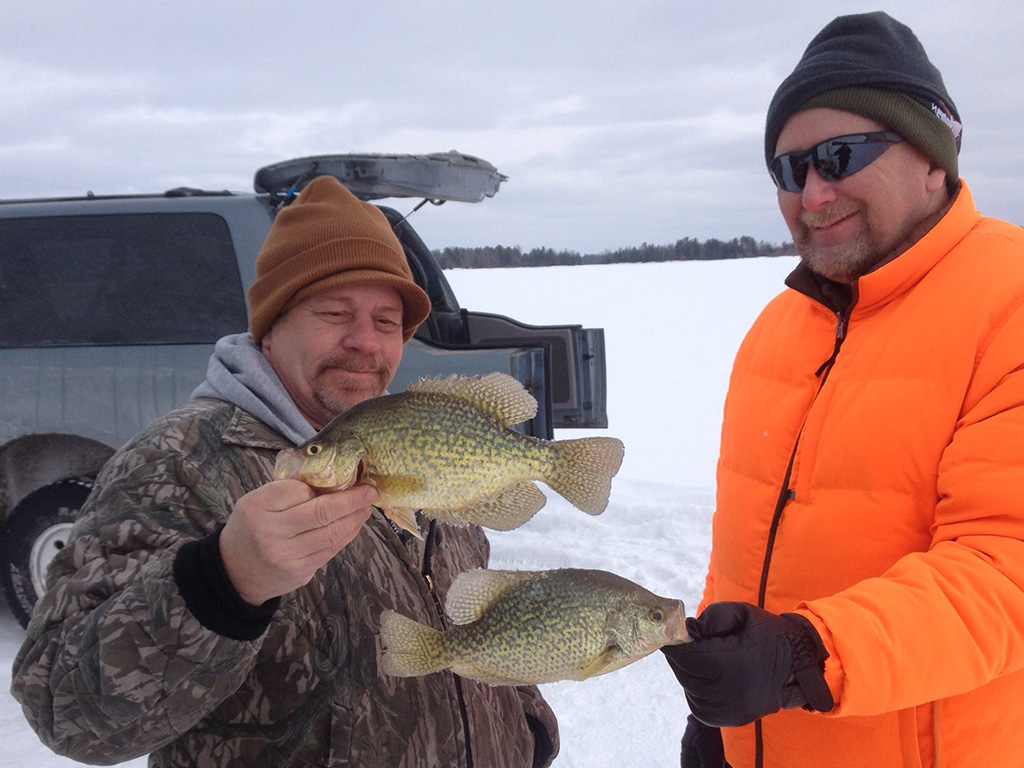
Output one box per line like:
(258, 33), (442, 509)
(765, 12), (962, 184)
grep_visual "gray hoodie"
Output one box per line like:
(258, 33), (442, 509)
(191, 332), (315, 445)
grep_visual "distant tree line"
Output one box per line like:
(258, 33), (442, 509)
(433, 236), (794, 269)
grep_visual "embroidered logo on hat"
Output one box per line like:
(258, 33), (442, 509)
(930, 101), (963, 145)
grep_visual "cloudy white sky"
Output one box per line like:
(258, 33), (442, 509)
(3, 1), (1022, 253)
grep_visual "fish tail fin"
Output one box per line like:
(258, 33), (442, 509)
(379, 609), (448, 677)
(545, 436), (625, 515)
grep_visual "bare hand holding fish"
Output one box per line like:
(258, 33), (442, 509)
(273, 372), (625, 537)
(380, 568), (691, 685)
(220, 480), (377, 605)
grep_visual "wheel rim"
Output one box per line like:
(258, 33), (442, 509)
(28, 522), (75, 598)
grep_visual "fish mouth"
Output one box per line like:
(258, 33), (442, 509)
(663, 603), (693, 645)
(663, 628), (693, 645)
(308, 466), (360, 492)
(272, 449), (361, 491)
(272, 448), (306, 481)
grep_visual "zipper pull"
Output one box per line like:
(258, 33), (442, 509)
(815, 312), (848, 377)
(421, 520), (437, 593)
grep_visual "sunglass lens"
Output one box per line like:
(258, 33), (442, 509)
(815, 139), (892, 182)
(770, 154), (807, 193)
(770, 133), (902, 191)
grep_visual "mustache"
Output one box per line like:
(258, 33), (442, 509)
(317, 352), (389, 376)
(799, 203), (863, 229)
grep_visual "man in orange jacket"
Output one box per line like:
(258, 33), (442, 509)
(663, 11), (1024, 768)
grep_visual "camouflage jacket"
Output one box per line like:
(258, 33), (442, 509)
(11, 398), (559, 767)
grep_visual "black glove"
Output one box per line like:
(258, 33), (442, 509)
(662, 602), (833, 728)
(679, 714), (728, 768)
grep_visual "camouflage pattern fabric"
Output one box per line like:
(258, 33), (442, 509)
(11, 398), (558, 767)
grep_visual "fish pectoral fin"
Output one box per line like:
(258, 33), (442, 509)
(380, 506), (424, 540)
(576, 644), (624, 680)
(371, 473), (428, 494)
(603, 611), (647, 656)
(586, 623), (651, 678)
(425, 482), (547, 532)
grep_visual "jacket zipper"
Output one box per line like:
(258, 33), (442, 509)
(754, 308), (847, 768)
(421, 520), (475, 768)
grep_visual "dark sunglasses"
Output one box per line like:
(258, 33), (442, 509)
(769, 131), (904, 192)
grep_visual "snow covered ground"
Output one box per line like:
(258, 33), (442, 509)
(0, 256), (799, 766)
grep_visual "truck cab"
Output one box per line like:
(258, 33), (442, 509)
(0, 152), (609, 626)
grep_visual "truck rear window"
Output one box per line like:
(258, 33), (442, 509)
(0, 213), (247, 347)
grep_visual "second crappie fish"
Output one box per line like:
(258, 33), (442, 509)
(379, 567), (691, 685)
(273, 372), (624, 537)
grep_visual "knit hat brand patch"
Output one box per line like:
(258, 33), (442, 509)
(930, 100), (963, 145)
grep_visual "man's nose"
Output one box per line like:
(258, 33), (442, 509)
(341, 314), (382, 352)
(800, 167), (839, 211)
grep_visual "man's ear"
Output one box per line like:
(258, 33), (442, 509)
(925, 163), (948, 194)
(260, 326), (274, 355)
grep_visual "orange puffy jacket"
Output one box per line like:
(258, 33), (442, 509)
(704, 183), (1024, 767)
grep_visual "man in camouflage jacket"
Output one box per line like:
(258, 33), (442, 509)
(11, 176), (559, 768)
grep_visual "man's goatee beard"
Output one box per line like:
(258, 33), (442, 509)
(797, 204), (882, 283)
(313, 353), (391, 415)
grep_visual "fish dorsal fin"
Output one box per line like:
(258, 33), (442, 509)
(406, 372), (538, 427)
(444, 568), (540, 625)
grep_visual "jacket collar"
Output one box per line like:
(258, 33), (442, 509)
(785, 181), (980, 315)
(221, 404), (294, 451)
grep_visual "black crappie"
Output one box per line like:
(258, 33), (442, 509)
(273, 372), (624, 537)
(379, 567), (690, 685)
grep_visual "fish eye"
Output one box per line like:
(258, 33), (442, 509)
(306, 443), (323, 456)
(649, 608), (665, 622)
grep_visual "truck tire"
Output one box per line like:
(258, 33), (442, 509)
(1, 477), (93, 628)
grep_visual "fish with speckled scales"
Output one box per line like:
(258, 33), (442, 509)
(273, 372), (624, 538)
(379, 567), (691, 685)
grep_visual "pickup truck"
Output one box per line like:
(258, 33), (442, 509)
(0, 152), (609, 627)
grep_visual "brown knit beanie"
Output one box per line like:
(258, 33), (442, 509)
(247, 176), (431, 343)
